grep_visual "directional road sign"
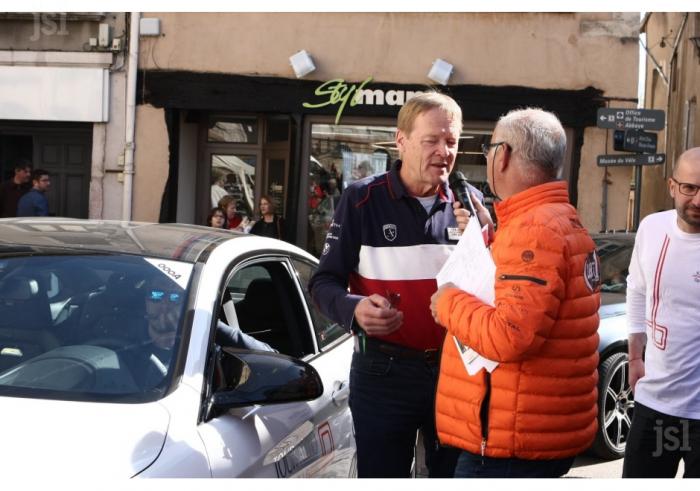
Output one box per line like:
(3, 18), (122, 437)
(613, 129), (658, 153)
(597, 153), (666, 167)
(597, 108), (665, 131)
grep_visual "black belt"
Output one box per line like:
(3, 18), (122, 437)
(355, 335), (440, 364)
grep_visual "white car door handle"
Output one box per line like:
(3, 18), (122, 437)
(332, 380), (350, 406)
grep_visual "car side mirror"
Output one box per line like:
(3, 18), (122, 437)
(206, 347), (324, 418)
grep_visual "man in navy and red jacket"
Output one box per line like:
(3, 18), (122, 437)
(309, 92), (486, 478)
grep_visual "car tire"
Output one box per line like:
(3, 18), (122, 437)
(590, 351), (635, 460)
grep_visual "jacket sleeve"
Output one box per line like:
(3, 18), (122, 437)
(309, 188), (365, 331)
(436, 223), (568, 362)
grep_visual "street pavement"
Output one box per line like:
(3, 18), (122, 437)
(565, 454), (684, 478)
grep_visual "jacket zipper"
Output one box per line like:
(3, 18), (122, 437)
(479, 371), (492, 465)
(499, 274), (547, 286)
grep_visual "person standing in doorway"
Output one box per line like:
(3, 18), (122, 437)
(249, 195), (285, 241)
(622, 147), (700, 478)
(17, 168), (51, 217)
(309, 92), (485, 478)
(0, 160), (33, 217)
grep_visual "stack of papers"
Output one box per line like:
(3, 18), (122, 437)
(436, 218), (499, 375)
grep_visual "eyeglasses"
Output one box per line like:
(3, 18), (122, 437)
(671, 177), (700, 197)
(147, 289), (184, 304)
(481, 141), (509, 158)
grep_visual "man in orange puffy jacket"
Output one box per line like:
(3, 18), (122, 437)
(430, 108), (601, 478)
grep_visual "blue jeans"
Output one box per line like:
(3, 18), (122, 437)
(349, 348), (459, 478)
(454, 451), (574, 478)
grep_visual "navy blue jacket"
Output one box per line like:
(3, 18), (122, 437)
(309, 160), (483, 351)
(16, 189), (49, 217)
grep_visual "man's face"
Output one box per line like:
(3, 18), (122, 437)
(34, 174), (51, 192)
(16, 167), (32, 184)
(145, 278), (184, 350)
(670, 157), (700, 233)
(484, 127), (506, 193)
(396, 108), (460, 195)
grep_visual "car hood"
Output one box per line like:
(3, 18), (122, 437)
(0, 395), (170, 478)
(599, 302), (626, 319)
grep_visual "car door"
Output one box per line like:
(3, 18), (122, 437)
(196, 254), (354, 478)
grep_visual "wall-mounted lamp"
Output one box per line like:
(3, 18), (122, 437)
(289, 50), (316, 78)
(427, 58), (454, 85)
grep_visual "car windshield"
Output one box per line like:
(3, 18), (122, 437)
(594, 234), (635, 305)
(0, 254), (194, 403)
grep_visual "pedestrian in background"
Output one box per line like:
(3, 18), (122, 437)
(250, 195), (284, 240)
(218, 195), (250, 232)
(0, 159), (33, 217)
(309, 92), (484, 478)
(622, 147), (700, 478)
(430, 108), (600, 478)
(206, 206), (227, 229)
(17, 168), (50, 217)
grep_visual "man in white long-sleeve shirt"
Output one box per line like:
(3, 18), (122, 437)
(622, 147), (700, 478)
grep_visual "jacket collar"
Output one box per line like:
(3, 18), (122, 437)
(387, 160), (452, 203)
(494, 181), (569, 224)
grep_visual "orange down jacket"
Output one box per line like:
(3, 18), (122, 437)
(434, 181), (600, 460)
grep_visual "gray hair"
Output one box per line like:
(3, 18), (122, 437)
(497, 108), (566, 179)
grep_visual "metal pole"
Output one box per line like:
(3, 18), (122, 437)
(633, 165), (642, 230)
(601, 171), (608, 232)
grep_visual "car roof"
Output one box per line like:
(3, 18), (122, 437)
(0, 218), (252, 263)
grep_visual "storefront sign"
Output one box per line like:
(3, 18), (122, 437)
(303, 76), (424, 124)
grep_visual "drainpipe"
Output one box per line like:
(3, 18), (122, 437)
(123, 12), (140, 221)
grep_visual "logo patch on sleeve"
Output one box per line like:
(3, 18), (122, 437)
(583, 250), (601, 292)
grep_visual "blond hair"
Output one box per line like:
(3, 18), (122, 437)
(397, 92), (462, 136)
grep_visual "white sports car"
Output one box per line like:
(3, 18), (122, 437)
(0, 218), (356, 478)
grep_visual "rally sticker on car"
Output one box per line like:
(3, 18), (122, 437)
(143, 258), (193, 290)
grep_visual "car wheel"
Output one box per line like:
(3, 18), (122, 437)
(590, 351), (635, 459)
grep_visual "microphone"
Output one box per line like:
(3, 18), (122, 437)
(449, 171), (479, 224)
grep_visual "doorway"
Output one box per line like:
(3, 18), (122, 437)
(199, 114), (292, 226)
(0, 122), (92, 218)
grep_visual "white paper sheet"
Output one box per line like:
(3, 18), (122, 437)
(436, 218), (499, 375)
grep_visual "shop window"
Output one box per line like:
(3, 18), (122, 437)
(211, 154), (256, 218)
(266, 158), (287, 218)
(208, 116), (259, 144)
(307, 123), (398, 256)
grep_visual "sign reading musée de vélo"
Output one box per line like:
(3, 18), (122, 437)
(302, 76), (425, 124)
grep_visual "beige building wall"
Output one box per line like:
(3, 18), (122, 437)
(133, 105), (169, 222)
(641, 12), (700, 218)
(136, 12), (640, 231)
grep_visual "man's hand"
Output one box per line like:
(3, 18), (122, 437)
(628, 358), (645, 394)
(430, 282), (457, 326)
(354, 294), (403, 336)
(453, 193), (494, 243)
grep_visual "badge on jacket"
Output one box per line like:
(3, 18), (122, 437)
(583, 251), (601, 292)
(383, 224), (397, 241)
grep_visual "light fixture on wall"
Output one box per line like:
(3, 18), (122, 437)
(427, 58), (454, 85)
(289, 50), (316, 78)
